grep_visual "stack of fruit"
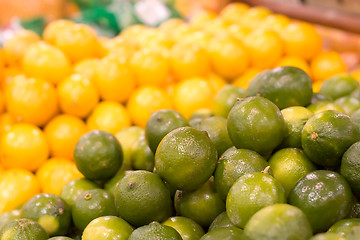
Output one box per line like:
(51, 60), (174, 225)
(1, 2), (360, 239)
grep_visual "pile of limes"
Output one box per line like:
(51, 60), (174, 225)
(1, 1), (360, 239)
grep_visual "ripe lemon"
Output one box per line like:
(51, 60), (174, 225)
(73, 58), (100, 83)
(311, 51), (347, 82)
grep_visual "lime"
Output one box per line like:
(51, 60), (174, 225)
(351, 109), (360, 129)
(348, 198), (360, 218)
(82, 216), (134, 240)
(22, 193), (71, 237)
(244, 203), (312, 240)
(114, 170), (172, 227)
(194, 116), (233, 156)
(334, 96), (360, 115)
(0, 209), (22, 230)
(214, 147), (268, 200)
(200, 227), (244, 240)
(208, 212), (234, 232)
(301, 110), (360, 168)
(60, 178), (99, 208)
(128, 221), (182, 240)
(104, 170), (133, 197)
(0, 218), (48, 240)
(174, 179), (225, 228)
(345, 226), (360, 240)
(162, 216), (205, 240)
(311, 93), (332, 104)
(188, 109), (214, 122)
(268, 148), (316, 195)
(72, 189), (117, 231)
(131, 136), (154, 171)
(288, 170), (353, 233)
(74, 130), (123, 180)
(309, 233), (348, 240)
(307, 101), (344, 114)
(145, 109), (189, 153)
(213, 85), (246, 118)
(226, 169), (286, 228)
(279, 106), (314, 148)
(341, 141), (360, 197)
(227, 96), (286, 156)
(328, 219), (360, 236)
(246, 66), (313, 109)
(155, 127), (217, 191)
(246, 69), (270, 97)
(319, 74), (359, 100)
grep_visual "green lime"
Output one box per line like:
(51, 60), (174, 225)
(200, 227), (244, 240)
(345, 226), (360, 240)
(301, 110), (360, 168)
(145, 109), (189, 153)
(82, 216), (134, 240)
(60, 178), (99, 208)
(309, 233), (348, 240)
(72, 189), (117, 231)
(307, 101), (344, 114)
(188, 109), (214, 122)
(226, 168), (286, 228)
(194, 116), (233, 156)
(114, 170), (172, 227)
(128, 221), (182, 240)
(319, 74), (359, 100)
(214, 147), (268, 200)
(74, 130), (123, 180)
(279, 106), (314, 148)
(0, 209), (22, 230)
(288, 170), (353, 233)
(0, 218), (48, 240)
(348, 198), (360, 218)
(246, 69), (270, 97)
(208, 212), (234, 232)
(334, 96), (360, 115)
(341, 141), (360, 197)
(268, 148), (316, 195)
(328, 218), (360, 236)
(246, 66), (313, 109)
(244, 203), (312, 240)
(154, 127), (218, 191)
(115, 126), (145, 171)
(162, 216), (205, 240)
(351, 108), (360, 129)
(131, 136), (154, 171)
(104, 170), (133, 197)
(22, 193), (71, 237)
(174, 179), (225, 228)
(227, 96), (286, 156)
(311, 93), (332, 104)
(213, 85), (246, 118)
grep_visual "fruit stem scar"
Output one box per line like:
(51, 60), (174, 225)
(261, 166), (271, 175)
(128, 182), (135, 189)
(311, 132), (319, 140)
(84, 193), (92, 200)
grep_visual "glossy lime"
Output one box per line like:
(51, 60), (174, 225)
(128, 221), (182, 240)
(162, 216), (205, 240)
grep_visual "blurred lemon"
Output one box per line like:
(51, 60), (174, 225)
(99, 36), (137, 60)
(259, 14), (291, 33)
(0, 123), (49, 171)
(127, 86), (172, 128)
(0, 112), (14, 137)
(207, 73), (227, 94)
(0, 90), (4, 114)
(36, 157), (83, 195)
(219, 2), (250, 25)
(276, 56), (312, 79)
(43, 19), (75, 45)
(232, 68), (262, 89)
(87, 101), (131, 134)
(311, 51), (347, 82)
(44, 114), (87, 160)
(241, 6), (272, 29)
(226, 24), (251, 42)
(351, 69), (360, 84)
(73, 58), (100, 83)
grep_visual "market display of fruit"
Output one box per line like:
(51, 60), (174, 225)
(1, 2), (360, 239)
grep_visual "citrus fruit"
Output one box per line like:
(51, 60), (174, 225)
(328, 218), (360, 236)
(57, 74), (99, 119)
(340, 141), (360, 198)
(226, 169), (286, 228)
(276, 55), (312, 78)
(22, 41), (71, 85)
(244, 203), (312, 240)
(5, 75), (58, 127)
(309, 233), (348, 240)
(227, 96), (286, 156)
(232, 68), (262, 89)
(86, 101), (131, 135)
(173, 77), (214, 119)
(48, 237), (74, 240)
(145, 109), (189, 153)
(334, 96), (360, 115)
(311, 51), (347, 82)
(72, 189), (117, 231)
(214, 147), (268, 200)
(268, 148), (316, 195)
(289, 170), (353, 233)
(246, 69), (270, 96)
(319, 74), (359, 100)
(36, 157), (83, 195)
(131, 136), (155, 171)
(162, 216), (205, 240)
(351, 109), (360, 130)
(104, 170), (133, 196)
(128, 221), (182, 240)
(246, 66), (313, 109)
(127, 86), (172, 128)
(301, 110), (360, 168)
(43, 19), (75, 45)
(82, 216), (134, 240)
(219, 2), (250, 24)
(174, 179), (225, 228)
(213, 85), (246, 119)
(74, 130), (123, 180)
(73, 58), (99, 83)
(241, 6), (272, 29)
(307, 101), (344, 114)
(100, 36), (137, 59)
(0, 218), (48, 240)
(311, 93), (332, 104)
(259, 14), (291, 34)
(200, 227), (244, 240)
(154, 127), (217, 191)
(60, 178), (99, 208)
(279, 106), (314, 148)
(209, 212), (235, 231)
(346, 226), (360, 240)
(0, 123), (49, 171)
(22, 193), (71, 236)
(0, 209), (22, 230)
(114, 170), (172, 227)
(44, 114), (87, 160)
